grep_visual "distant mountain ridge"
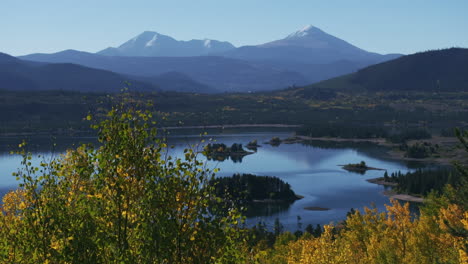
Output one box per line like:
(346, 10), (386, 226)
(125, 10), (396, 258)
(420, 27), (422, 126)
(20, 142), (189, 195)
(294, 48), (468, 95)
(0, 52), (156, 93)
(220, 25), (401, 64)
(21, 50), (308, 92)
(19, 25), (404, 93)
(98, 31), (235, 57)
(0, 52), (22, 64)
(90, 25), (401, 90)
(95, 26), (400, 64)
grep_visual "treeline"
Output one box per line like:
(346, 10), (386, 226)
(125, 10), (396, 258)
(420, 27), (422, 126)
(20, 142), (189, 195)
(210, 174), (298, 203)
(296, 123), (388, 139)
(400, 141), (439, 158)
(387, 128), (432, 143)
(385, 168), (461, 195)
(0, 90), (466, 136)
(247, 220), (323, 249)
(296, 123), (432, 142)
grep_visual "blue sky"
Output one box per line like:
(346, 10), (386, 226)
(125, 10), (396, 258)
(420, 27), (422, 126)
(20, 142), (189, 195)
(1, 0), (467, 56)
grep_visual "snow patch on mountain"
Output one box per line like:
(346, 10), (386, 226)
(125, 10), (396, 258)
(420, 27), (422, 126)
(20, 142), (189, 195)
(145, 34), (158, 47)
(287, 24), (315, 38)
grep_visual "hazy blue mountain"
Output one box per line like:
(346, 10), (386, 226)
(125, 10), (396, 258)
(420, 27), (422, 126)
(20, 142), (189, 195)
(221, 25), (400, 64)
(21, 50), (308, 92)
(98, 31), (235, 57)
(254, 59), (374, 84)
(0, 52), (22, 64)
(0, 52), (157, 93)
(139, 72), (217, 93)
(295, 48), (468, 94)
(20, 26), (403, 92)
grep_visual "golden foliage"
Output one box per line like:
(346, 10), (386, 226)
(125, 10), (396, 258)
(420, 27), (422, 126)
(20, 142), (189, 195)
(278, 200), (467, 264)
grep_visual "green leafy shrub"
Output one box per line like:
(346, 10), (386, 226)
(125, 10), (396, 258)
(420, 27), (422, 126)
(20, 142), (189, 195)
(0, 95), (245, 263)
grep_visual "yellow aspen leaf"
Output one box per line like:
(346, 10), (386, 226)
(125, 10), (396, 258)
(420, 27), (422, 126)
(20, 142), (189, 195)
(50, 241), (60, 250)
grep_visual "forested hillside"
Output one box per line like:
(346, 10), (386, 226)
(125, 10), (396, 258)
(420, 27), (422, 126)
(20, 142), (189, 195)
(301, 48), (468, 92)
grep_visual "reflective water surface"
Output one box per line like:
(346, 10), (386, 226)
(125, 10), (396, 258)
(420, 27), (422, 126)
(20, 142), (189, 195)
(0, 128), (424, 230)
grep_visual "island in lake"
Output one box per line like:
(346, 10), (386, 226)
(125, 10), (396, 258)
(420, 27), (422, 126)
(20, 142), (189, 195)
(341, 161), (384, 174)
(246, 139), (261, 151)
(265, 137), (282, 146)
(264, 136), (304, 146)
(210, 173), (302, 204)
(203, 143), (254, 162)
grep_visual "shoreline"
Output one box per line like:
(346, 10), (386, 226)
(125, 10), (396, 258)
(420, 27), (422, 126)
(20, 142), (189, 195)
(0, 124), (301, 137)
(251, 194), (304, 204)
(304, 206), (330, 211)
(366, 178), (398, 187)
(162, 124), (302, 130)
(382, 190), (425, 203)
(366, 178), (424, 203)
(295, 135), (390, 145)
(295, 135), (464, 165)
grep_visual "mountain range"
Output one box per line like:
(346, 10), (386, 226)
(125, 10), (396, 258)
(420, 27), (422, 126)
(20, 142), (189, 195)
(15, 25), (401, 93)
(21, 50), (307, 92)
(96, 25), (400, 64)
(98, 31), (235, 57)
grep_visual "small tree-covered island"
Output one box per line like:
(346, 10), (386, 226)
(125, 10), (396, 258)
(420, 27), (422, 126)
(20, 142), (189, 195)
(245, 139), (260, 150)
(210, 173), (302, 204)
(341, 161), (384, 174)
(203, 143), (254, 162)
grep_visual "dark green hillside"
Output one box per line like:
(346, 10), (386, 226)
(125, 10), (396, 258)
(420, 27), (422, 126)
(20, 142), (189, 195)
(300, 48), (468, 92)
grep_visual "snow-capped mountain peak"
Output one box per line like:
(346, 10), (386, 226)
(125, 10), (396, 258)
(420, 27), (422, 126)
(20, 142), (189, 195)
(97, 31), (235, 57)
(286, 25), (324, 39)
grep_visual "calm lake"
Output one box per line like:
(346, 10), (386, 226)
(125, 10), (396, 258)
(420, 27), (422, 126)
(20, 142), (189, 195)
(0, 128), (425, 231)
